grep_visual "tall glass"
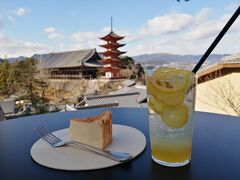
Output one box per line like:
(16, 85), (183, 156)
(146, 67), (195, 167)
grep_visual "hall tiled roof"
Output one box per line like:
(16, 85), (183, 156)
(32, 49), (102, 68)
(82, 92), (142, 108)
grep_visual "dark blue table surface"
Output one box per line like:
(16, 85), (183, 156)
(0, 108), (240, 180)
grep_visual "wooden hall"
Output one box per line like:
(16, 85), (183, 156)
(32, 49), (102, 79)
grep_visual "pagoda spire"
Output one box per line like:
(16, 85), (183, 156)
(111, 16), (113, 32)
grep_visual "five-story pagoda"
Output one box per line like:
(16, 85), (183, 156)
(99, 19), (126, 78)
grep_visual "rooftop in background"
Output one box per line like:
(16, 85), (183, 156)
(121, 79), (136, 87)
(0, 100), (15, 115)
(197, 53), (240, 83)
(32, 49), (102, 69)
(83, 92), (143, 108)
(221, 53), (240, 63)
(109, 79), (147, 104)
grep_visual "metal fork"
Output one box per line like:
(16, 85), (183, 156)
(34, 126), (132, 162)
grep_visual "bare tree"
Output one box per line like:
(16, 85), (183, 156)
(197, 74), (240, 116)
(35, 55), (51, 109)
(36, 55), (51, 81)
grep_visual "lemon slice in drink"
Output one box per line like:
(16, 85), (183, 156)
(161, 103), (189, 128)
(147, 77), (185, 105)
(151, 68), (191, 93)
(149, 96), (164, 114)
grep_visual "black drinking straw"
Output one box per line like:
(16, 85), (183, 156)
(192, 6), (240, 73)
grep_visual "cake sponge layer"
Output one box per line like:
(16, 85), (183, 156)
(70, 111), (112, 149)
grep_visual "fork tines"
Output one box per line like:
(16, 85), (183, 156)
(34, 126), (61, 146)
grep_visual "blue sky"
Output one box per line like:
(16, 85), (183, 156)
(0, 0), (239, 58)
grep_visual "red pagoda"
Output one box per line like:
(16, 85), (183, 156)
(99, 19), (126, 78)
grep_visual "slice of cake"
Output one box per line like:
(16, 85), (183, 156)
(69, 111), (112, 149)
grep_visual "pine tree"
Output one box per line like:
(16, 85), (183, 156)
(14, 58), (40, 107)
(0, 60), (13, 96)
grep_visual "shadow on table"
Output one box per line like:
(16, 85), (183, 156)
(150, 161), (192, 179)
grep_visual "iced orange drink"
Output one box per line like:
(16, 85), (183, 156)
(146, 67), (195, 167)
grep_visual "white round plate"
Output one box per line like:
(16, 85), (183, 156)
(30, 124), (146, 171)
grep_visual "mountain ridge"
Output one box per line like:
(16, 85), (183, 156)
(132, 53), (230, 65)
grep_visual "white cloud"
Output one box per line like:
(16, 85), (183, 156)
(69, 27), (136, 51)
(184, 20), (221, 41)
(0, 19), (52, 58)
(0, 32), (49, 58)
(71, 31), (100, 43)
(139, 8), (212, 37)
(48, 32), (64, 40)
(14, 8), (30, 16)
(194, 8), (211, 24)
(141, 12), (193, 35)
(221, 13), (240, 32)
(44, 27), (64, 40)
(44, 27), (57, 33)
(127, 37), (184, 56)
(59, 43), (65, 48)
(69, 29), (107, 50)
(184, 11), (240, 41)
(1, 5), (239, 58)
(126, 6), (240, 56)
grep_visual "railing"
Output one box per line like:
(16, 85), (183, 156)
(43, 74), (94, 79)
(50, 74), (82, 78)
(76, 102), (119, 110)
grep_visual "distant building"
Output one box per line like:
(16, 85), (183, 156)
(108, 79), (147, 107)
(195, 54), (240, 116)
(32, 49), (102, 79)
(99, 28), (126, 79)
(0, 99), (15, 117)
(197, 53), (240, 84)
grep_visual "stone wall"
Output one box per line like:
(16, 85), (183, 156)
(46, 79), (122, 103)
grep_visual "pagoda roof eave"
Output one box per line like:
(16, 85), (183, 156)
(100, 37), (124, 41)
(100, 66), (123, 70)
(99, 43), (125, 48)
(102, 50), (126, 55)
(99, 58), (122, 62)
(100, 31), (125, 40)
